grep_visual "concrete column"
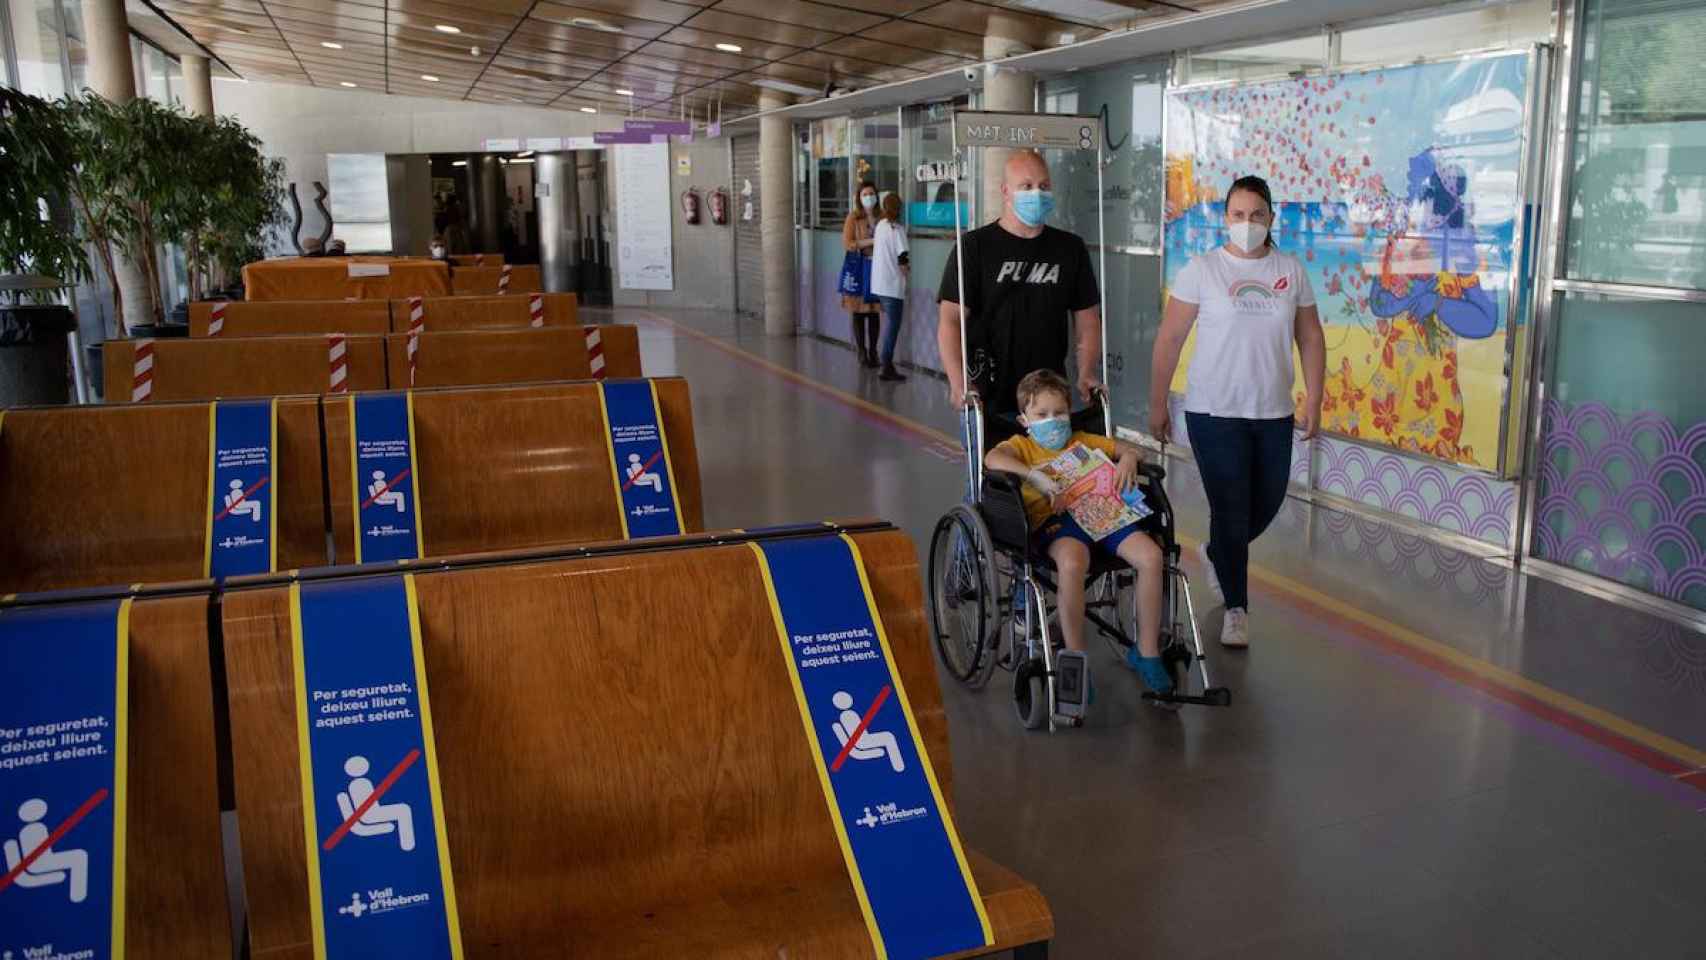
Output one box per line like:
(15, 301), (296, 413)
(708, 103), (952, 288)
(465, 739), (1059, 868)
(758, 90), (796, 336)
(80, 0), (154, 334)
(80, 0), (136, 102)
(182, 54), (214, 116)
(980, 13), (1045, 224)
(535, 152), (582, 293)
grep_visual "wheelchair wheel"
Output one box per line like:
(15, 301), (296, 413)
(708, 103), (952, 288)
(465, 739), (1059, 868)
(928, 505), (999, 688)
(1012, 657), (1049, 730)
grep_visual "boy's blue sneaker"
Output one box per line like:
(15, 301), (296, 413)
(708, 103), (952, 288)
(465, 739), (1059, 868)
(1125, 649), (1180, 707)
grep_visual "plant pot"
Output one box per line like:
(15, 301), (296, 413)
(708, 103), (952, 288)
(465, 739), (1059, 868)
(0, 303), (76, 406)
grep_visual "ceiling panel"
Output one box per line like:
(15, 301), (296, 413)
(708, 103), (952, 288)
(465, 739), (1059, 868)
(857, 19), (984, 58)
(178, 0), (1188, 118)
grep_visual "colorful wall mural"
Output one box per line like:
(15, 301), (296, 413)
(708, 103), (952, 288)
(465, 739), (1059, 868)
(1163, 53), (1532, 474)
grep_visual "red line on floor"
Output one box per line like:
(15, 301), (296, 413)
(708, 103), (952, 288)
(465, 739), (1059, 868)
(831, 685), (892, 773)
(1255, 578), (1705, 791)
(324, 749), (420, 851)
(0, 789), (107, 895)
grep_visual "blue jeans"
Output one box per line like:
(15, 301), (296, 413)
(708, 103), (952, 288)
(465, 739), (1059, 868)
(1184, 413), (1293, 610)
(876, 295), (904, 367)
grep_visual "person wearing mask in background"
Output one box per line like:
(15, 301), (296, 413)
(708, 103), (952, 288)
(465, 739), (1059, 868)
(428, 235), (449, 261)
(869, 192), (910, 383)
(937, 149), (1102, 445)
(842, 181), (883, 369)
(300, 237), (325, 258)
(1149, 175), (1326, 649)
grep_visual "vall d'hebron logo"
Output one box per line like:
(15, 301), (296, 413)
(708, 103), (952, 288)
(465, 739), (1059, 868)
(6, 946), (98, 960)
(855, 801), (929, 830)
(337, 887), (433, 919)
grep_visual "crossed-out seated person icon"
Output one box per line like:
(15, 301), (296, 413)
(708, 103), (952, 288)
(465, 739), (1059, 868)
(224, 479), (262, 522)
(336, 755), (416, 852)
(626, 453), (663, 493)
(368, 471), (407, 513)
(5, 798), (89, 903)
(831, 691), (905, 773)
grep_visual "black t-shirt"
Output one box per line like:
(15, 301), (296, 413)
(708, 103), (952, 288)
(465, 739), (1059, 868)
(938, 222), (1100, 417)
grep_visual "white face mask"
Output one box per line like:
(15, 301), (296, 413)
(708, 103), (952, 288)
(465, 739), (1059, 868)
(430, 245), (446, 259)
(1228, 221), (1268, 253)
(860, 194), (877, 210)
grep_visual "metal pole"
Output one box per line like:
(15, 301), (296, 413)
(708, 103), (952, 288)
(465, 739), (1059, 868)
(1096, 129), (1110, 434)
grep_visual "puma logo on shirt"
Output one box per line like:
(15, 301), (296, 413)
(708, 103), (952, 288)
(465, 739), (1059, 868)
(995, 261), (1063, 284)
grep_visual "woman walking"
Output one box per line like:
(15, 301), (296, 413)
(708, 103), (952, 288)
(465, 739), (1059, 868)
(1149, 175), (1326, 648)
(841, 181), (883, 368)
(869, 192), (910, 381)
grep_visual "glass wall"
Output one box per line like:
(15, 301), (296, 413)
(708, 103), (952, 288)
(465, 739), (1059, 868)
(7, 0), (65, 97)
(812, 117), (851, 228)
(1532, 0), (1706, 610)
(1041, 59), (1167, 430)
(903, 98), (971, 231)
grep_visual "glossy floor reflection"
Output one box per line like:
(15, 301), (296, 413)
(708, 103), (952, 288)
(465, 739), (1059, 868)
(608, 305), (1706, 959)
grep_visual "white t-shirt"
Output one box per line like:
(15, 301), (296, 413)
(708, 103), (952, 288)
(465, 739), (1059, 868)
(1170, 246), (1316, 419)
(870, 220), (909, 300)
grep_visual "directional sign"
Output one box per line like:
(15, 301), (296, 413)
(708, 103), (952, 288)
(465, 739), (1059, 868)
(953, 111), (1100, 151)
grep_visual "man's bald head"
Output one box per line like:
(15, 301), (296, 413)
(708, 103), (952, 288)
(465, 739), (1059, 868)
(1003, 149), (1051, 189)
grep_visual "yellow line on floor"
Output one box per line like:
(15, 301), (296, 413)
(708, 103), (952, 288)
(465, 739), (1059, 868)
(640, 310), (1706, 770)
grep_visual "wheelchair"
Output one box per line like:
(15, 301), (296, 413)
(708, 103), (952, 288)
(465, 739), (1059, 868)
(926, 390), (1231, 733)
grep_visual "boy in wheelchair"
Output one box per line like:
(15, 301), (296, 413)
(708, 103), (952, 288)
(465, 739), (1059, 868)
(983, 370), (1175, 699)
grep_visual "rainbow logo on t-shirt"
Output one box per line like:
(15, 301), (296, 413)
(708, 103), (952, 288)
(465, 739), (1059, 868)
(1229, 279), (1275, 299)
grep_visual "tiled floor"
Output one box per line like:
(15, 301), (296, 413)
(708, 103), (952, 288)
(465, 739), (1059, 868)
(610, 304), (1705, 958)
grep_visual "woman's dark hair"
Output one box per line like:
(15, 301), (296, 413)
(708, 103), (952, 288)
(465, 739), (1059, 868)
(856, 179), (877, 198)
(1227, 174), (1276, 247)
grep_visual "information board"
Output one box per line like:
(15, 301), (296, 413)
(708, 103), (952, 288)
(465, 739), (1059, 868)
(614, 142), (674, 291)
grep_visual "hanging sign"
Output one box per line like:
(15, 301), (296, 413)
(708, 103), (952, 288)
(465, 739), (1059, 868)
(624, 119), (692, 136)
(290, 575), (461, 959)
(205, 398), (279, 579)
(750, 534), (991, 960)
(0, 598), (130, 960)
(954, 111), (1099, 151)
(597, 380), (682, 539)
(349, 393), (424, 564)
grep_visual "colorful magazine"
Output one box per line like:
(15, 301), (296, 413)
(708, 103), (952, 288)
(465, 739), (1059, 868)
(1036, 443), (1152, 540)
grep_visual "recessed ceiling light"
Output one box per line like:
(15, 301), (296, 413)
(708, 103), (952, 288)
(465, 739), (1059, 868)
(452, 159), (467, 167)
(340, 81), (357, 87)
(580, 106), (597, 113)
(470, 46), (481, 56)
(570, 16), (623, 33)
(616, 88), (634, 96)
(434, 23), (461, 34)
(421, 74), (441, 82)
(320, 41), (343, 49)
(714, 42), (743, 53)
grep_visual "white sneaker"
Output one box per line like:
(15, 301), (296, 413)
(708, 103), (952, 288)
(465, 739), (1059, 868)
(1220, 608), (1249, 648)
(1197, 542), (1224, 606)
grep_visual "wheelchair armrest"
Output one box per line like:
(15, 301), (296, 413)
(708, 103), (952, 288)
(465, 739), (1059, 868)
(979, 470), (1034, 552)
(1138, 462), (1167, 483)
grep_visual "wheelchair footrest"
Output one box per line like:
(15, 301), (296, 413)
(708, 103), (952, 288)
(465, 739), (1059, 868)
(1142, 687), (1232, 707)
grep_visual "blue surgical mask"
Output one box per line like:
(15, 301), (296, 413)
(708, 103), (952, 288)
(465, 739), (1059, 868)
(1012, 189), (1055, 227)
(1026, 415), (1071, 450)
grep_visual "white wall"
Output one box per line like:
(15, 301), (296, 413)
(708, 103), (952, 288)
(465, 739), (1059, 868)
(610, 139), (737, 312)
(212, 79), (620, 251)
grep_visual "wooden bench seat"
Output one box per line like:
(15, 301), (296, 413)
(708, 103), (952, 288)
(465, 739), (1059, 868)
(0, 400), (332, 593)
(220, 528), (1052, 958)
(320, 378), (702, 561)
(189, 300), (392, 338)
(103, 336), (387, 402)
(387, 293), (579, 331)
(383, 325), (641, 388)
(449, 264), (543, 296)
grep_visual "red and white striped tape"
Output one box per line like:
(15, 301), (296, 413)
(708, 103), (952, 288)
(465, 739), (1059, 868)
(498, 264), (513, 294)
(585, 327), (605, 380)
(528, 294), (544, 328)
(474, 253), (485, 266)
(132, 339), (155, 402)
(207, 301), (227, 337)
(406, 295), (425, 387)
(328, 333), (348, 394)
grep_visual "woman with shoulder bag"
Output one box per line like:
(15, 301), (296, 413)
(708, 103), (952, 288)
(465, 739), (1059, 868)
(841, 181), (882, 368)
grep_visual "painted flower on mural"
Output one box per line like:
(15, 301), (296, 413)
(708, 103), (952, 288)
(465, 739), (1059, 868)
(1413, 373), (1440, 413)
(1371, 391), (1399, 436)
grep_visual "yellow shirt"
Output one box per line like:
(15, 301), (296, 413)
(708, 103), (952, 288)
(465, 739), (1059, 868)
(994, 432), (1121, 527)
